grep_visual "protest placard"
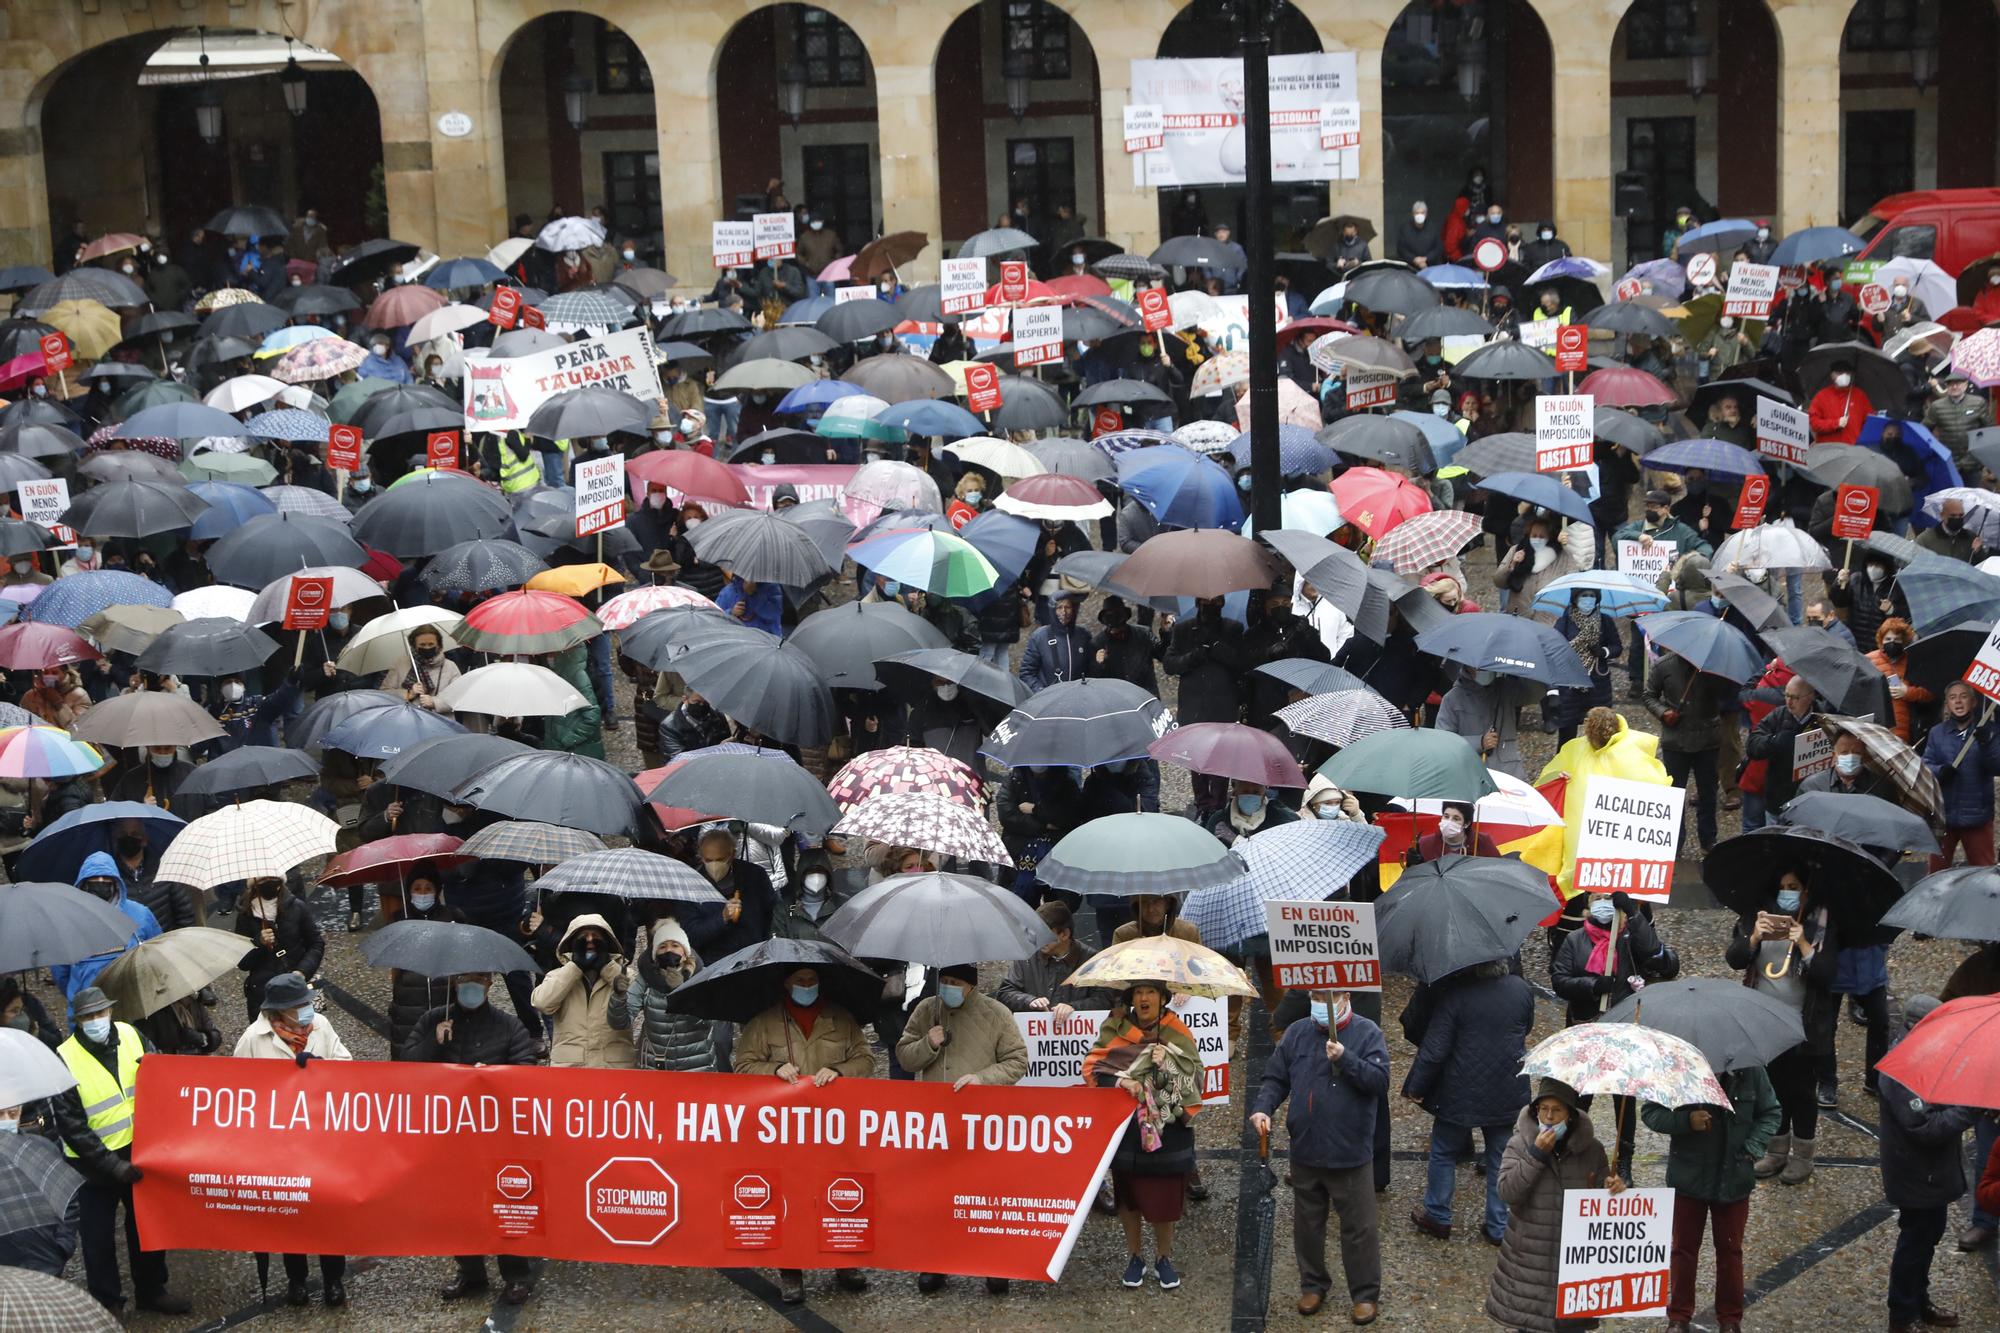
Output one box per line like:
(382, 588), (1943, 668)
(1136, 288), (1172, 332)
(1684, 253), (1717, 288)
(327, 423), (364, 473)
(752, 212), (795, 260)
(939, 256), (987, 316)
(1615, 539), (1677, 584)
(1317, 101), (1360, 150)
(998, 261), (1031, 305)
(1122, 104), (1163, 153)
(1345, 369), (1398, 410)
(1831, 484), (1879, 541)
(1556, 1188), (1673, 1320)
(574, 454), (627, 537)
(425, 431), (459, 470)
(282, 574), (336, 632)
(38, 332), (71, 374)
(1970, 626), (2000, 704)
(1015, 995), (1230, 1103)
(1733, 475), (1770, 529)
(1536, 395), (1595, 472)
(1011, 306), (1064, 367)
(1265, 900), (1380, 991)
(963, 363), (1002, 414)
(1571, 775), (1684, 899)
(1724, 261), (1779, 319)
(464, 328), (664, 434)
(487, 286), (521, 329)
(17, 477), (69, 532)
(1754, 397), (1809, 467)
(1555, 324), (1588, 374)
(712, 221), (754, 269)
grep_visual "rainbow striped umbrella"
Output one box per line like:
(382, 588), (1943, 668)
(0, 725), (104, 778)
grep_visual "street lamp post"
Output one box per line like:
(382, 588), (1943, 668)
(1240, 0), (1281, 537)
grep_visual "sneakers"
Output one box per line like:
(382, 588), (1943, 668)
(1121, 1255), (1147, 1288)
(1153, 1255), (1181, 1290)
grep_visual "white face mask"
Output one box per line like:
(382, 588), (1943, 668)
(622, 249), (635, 262)
(810, 221), (824, 232)
(702, 857), (731, 881)
(1833, 373), (1852, 388)
(1865, 563), (1887, 581)
(220, 682), (245, 702)
(1071, 252), (1085, 265)
(121, 264), (134, 275)
(1438, 815), (1466, 842)
(10, 560), (30, 575)
(803, 872), (829, 893)
(1412, 211), (1427, 226)
(935, 682), (959, 702)
(1528, 536), (1549, 553)
(410, 892), (437, 911)
(1718, 316), (1734, 329)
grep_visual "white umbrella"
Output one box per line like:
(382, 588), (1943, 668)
(437, 662), (588, 717)
(1168, 289), (1222, 332)
(246, 565), (387, 622)
(0, 1028), (76, 1105)
(944, 436), (1046, 479)
(155, 800), (339, 890)
(336, 605), (466, 676)
(408, 303), (489, 346)
(818, 394), (890, 427)
(1392, 767), (1565, 825)
(1922, 487), (2000, 545)
(1712, 522), (1832, 572)
(204, 375), (286, 414)
(844, 460), (942, 526)
(487, 236), (533, 271)
(172, 585), (258, 622)
(536, 216), (606, 252)
(1870, 257), (1957, 320)
(1883, 321), (1955, 363)
(1171, 420), (1240, 456)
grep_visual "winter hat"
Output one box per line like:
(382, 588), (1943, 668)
(69, 986), (112, 1018)
(939, 963), (979, 986)
(261, 972), (312, 1012)
(1535, 1077), (1584, 1113)
(651, 917), (693, 959)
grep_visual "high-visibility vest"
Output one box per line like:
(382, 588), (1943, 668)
(58, 1023), (142, 1156)
(498, 432), (540, 494)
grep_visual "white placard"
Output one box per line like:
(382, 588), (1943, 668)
(1557, 1188), (1674, 1319)
(1345, 368), (1398, 410)
(1685, 252), (1718, 288)
(1536, 394), (1596, 472)
(18, 477), (70, 530)
(463, 327), (664, 434)
(1754, 397), (1809, 467)
(1265, 899), (1380, 991)
(1724, 261), (1779, 319)
(832, 285), (875, 305)
(1317, 101), (1360, 150)
(1571, 775), (1684, 899)
(1011, 306), (1065, 368)
(1123, 104), (1164, 154)
(752, 211), (796, 260)
(1616, 539), (1678, 584)
(1791, 713), (1872, 783)
(1013, 994), (1230, 1103)
(939, 256), (988, 317)
(1129, 54), (1361, 187)
(1519, 318), (1560, 352)
(573, 453), (627, 537)
(712, 220), (754, 269)
(1970, 625), (2000, 703)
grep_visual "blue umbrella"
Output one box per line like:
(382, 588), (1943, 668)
(1530, 570), (1669, 617)
(1675, 219), (1759, 256)
(320, 701), (469, 759)
(1090, 428), (1174, 456)
(1419, 264), (1489, 290)
(1414, 612), (1591, 688)
(255, 326), (336, 356)
(1525, 257), (1604, 284)
(1641, 438), (1767, 478)
(16, 801), (185, 883)
(1389, 409), (1466, 469)
(187, 481), (278, 541)
(1475, 471), (1595, 526)
(1229, 425), (1333, 476)
(877, 398), (983, 439)
(1115, 445), (1244, 529)
(242, 407), (331, 443)
(778, 295), (835, 326)
(1640, 610), (1765, 682)
(1857, 415), (1963, 528)
(774, 380), (866, 415)
(23, 569), (173, 626)
(1895, 553), (2000, 636)
(424, 257), (506, 290)
(959, 509), (1040, 588)
(1771, 226), (1866, 268)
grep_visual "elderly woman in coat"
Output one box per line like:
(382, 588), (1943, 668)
(625, 918), (714, 1072)
(1486, 1077), (1625, 1333)
(530, 913), (635, 1069)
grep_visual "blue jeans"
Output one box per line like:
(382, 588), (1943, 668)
(1973, 1114), (1999, 1229)
(977, 641), (1011, 670)
(539, 448), (565, 487)
(1740, 790), (1768, 832)
(1423, 1119), (1510, 1239)
(1138, 757), (1161, 813)
(704, 396), (741, 445)
(586, 633), (616, 718)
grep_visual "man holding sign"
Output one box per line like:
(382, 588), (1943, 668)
(1250, 991), (1388, 1322)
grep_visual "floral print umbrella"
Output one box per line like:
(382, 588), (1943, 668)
(270, 337), (369, 385)
(1523, 1023), (1728, 1109)
(831, 790), (1011, 865)
(826, 744), (982, 811)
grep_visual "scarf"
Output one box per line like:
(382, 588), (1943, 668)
(1583, 919), (1613, 974)
(270, 1012), (312, 1055)
(1571, 612), (1602, 674)
(1088, 1012), (1203, 1149)
(785, 999), (820, 1039)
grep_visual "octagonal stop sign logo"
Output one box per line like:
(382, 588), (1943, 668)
(586, 1157), (679, 1246)
(826, 1177), (866, 1213)
(733, 1174), (772, 1210)
(495, 1165), (533, 1200)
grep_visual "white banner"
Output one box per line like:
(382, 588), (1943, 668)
(832, 286), (876, 305)
(1128, 53), (1361, 187)
(1536, 394), (1596, 472)
(753, 211), (796, 261)
(939, 256), (987, 317)
(463, 327), (664, 434)
(1557, 1188), (1674, 1319)
(1011, 306), (1065, 368)
(1195, 293), (1291, 354)
(1754, 397), (1810, 467)
(18, 477), (69, 530)
(712, 221), (754, 269)
(1317, 101), (1360, 151)
(1615, 539), (1677, 584)
(1014, 995), (1230, 1103)
(1571, 775), (1683, 899)
(1265, 899), (1380, 991)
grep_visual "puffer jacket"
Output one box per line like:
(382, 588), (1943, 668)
(1400, 961), (1534, 1127)
(1486, 1102), (1615, 1333)
(895, 990), (1029, 1086)
(530, 912), (636, 1068)
(401, 993), (539, 1065)
(233, 884), (325, 1013)
(539, 644), (605, 758)
(1922, 712), (2000, 830)
(627, 919), (715, 1073)
(1640, 1065), (1780, 1203)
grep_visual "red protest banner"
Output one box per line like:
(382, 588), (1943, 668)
(1732, 475), (1770, 530)
(1091, 407), (1123, 438)
(488, 287), (522, 329)
(1135, 288), (1172, 333)
(963, 362), (1002, 414)
(426, 431), (461, 470)
(39, 332), (72, 374)
(282, 575), (336, 631)
(998, 261), (1029, 305)
(1831, 484), (1879, 541)
(133, 1057), (1130, 1281)
(521, 306), (547, 331)
(1554, 324), (1587, 375)
(326, 423), (364, 473)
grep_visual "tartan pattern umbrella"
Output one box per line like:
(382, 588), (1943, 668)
(1896, 553), (2000, 635)
(455, 819), (606, 865)
(154, 800), (339, 890)
(1816, 714), (1945, 820)
(1276, 690), (1410, 748)
(539, 290), (631, 327)
(1374, 509), (1482, 573)
(832, 790), (1011, 865)
(1183, 819), (1388, 949)
(1642, 437), (1767, 478)
(1523, 1023), (1728, 1110)
(826, 745), (984, 810)
(270, 337), (368, 384)
(260, 484), (350, 520)
(534, 848), (722, 903)
(0, 1132), (84, 1240)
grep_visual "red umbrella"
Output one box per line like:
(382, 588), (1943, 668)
(1112, 529), (1277, 599)
(1274, 317), (1361, 351)
(992, 472), (1113, 521)
(359, 546), (405, 584)
(0, 622), (101, 671)
(1937, 305), (1993, 336)
(364, 284), (445, 330)
(1578, 365), (1678, 408)
(318, 833), (470, 888)
(627, 450), (751, 508)
(78, 233), (146, 262)
(457, 589), (600, 654)
(1327, 469), (1432, 539)
(1046, 275), (1112, 300)
(1149, 721), (1308, 788)
(1872, 994), (2000, 1110)
(984, 279), (1058, 309)
(634, 761), (718, 831)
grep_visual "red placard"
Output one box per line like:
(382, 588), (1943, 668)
(521, 306), (547, 330)
(487, 287), (522, 329)
(326, 423), (364, 473)
(998, 261), (1029, 305)
(1554, 324), (1588, 375)
(1614, 277), (1644, 301)
(1090, 407), (1123, 438)
(1732, 475), (1770, 530)
(426, 430), (461, 470)
(963, 362), (1002, 414)
(1859, 283), (1891, 318)
(1135, 288), (1172, 333)
(1831, 484), (1879, 540)
(282, 574), (336, 631)
(38, 332), (72, 374)
(133, 1056), (1130, 1280)
(946, 499), (978, 531)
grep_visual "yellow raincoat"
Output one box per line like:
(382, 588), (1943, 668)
(1537, 713), (1671, 898)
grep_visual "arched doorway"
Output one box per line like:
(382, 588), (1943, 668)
(38, 28), (383, 263)
(496, 12), (661, 265)
(1610, 0), (1780, 269)
(715, 6), (883, 256)
(934, 1), (1103, 267)
(1380, 1), (1553, 248)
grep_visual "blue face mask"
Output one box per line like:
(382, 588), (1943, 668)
(940, 983), (967, 1009)
(80, 1017), (111, 1043)
(1545, 1118), (1569, 1141)
(882, 581), (901, 598)
(1309, 999), (1330, 1027)
(1775, 889), (1801, 914)
(1235, 793), (1264, 815)
(965, 491), (983, 505)
(1589, 899), (1615, 927)
(1237, 474), (1254, 492)
(790, 984), (820, 1007)
(294, 1004), (315, 1025)
(455, 982), (487, 1010)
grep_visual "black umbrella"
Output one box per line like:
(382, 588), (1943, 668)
(685, 508), (836, 585)
(1801, 444), (1914, 515)
(894, 284), (958, 326)
(121, 310), (200, 343)
(672, 638), (837, 747)
(877, 647), (1032, 715)
(1346, 267), (1440, 315)
(991, 375), (1068, 433)
(786, 601), (949, 689)
(1709, 573), (1789, 633)
(346, 382), (458, 433)
(176, 745), (321, 800)
(367, 405), (464, 441)
(0, 881), (138, 971)
(286, 688), (404, 751)
(660, 306), (752, 338)
(1356, 566), (1452, 644)
(978, 677), (1172, 768)
(1149, 235), (1236, 269)
(1778, 791), (1939, 855)
(1414, 612), (1591, 688)
(524, 386), (654, 441)
(360, 918), (538, 976)
(79, 451), (183, 485)
(816, 300), (900, 344)
(1062, 302), (1140, 343)
(1761, 625), (1892, 718)
(1257, 530), (1369, 621)
(1374, 854), (1553, 983)
(275, 284), (363, 317)
(61, 479), (209, 539)
(197, 303), (289, 342)
(0, 398), (80, 431)
(1905, 621), (1987, 697)
(1322, 414), (1436, 474)
(1072, 378), (1172, 409)
(1798, 341), (1904, 409)
(617, 605), (759, 671)
(205, 205), (289, 238)
(79, 362), (156, 390)
(420, 538), (548, 596)
(663, 936), (884, 1024)
(136, 617), (279, 678)
(454, 751), (646, 836)
(0, 515), (55, 557)
(1579, 302), (1679, 339)
(1454, 340), (1559, 382)
(722, 427), (831, 465)
(351, 470), (514, 557)
(1688, 376), (1795, 423)
(1593, 406), (1662, 454)
(1399, 306), (1493, 340)
(205, 512), (367, 589)
(377, 732), (533, 801)
(1702, 826), (1904, 927)
(842, 352), (955, 401)
(655, 339), (715, 367)
(326, 238), (425, 288)
(511, 487), (640, 564)
(1878, 865), (2000, 941)
(733, 327), (838, 364)
(1600, 978), (1806, 1072)
(645, 752), (844, 835)
(1450, 432), (1540, 478)
(0, 421), (82, 461)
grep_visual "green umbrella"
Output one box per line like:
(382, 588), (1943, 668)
(1317, 728), (1496, 801)
(180, 451), (279, 485)
(327, 376), (396, 424)
(846, 528), (998, 598)
(815, 414), (907, 443)
(1037, 813), (1243, 898)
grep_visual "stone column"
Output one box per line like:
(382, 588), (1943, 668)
(1541, 0), (1621, 262)
(1771, 0), (1845, 231)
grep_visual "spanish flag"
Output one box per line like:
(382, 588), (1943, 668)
(1376, 774), (1570, 924)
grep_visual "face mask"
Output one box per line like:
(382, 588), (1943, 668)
(1718, 316), (1735, 330)
(880, 581), (901, 599)
(1234, 793), (1264, 816)
(150, 751), (176, 769)
(329, 611), (350, 631)
(1834, 753), (1861, 777)
(1589, 899), (1615, 926)
(1472, 669), (1497, 687)
(1070, 252), (1085, 266)
(803, 872), (829, 893)
(1487, 213), (1503, 227)
(31, 385), (45, 398)
(371, 345), (390, 358)
(1316, 805), (1343, 820)
(1645, 510), (1666, 526)
(81, 1017), (112, 1042)
(1574, 595), (1598, 616)
(1539, 229), (1553, 242)
(1944, 517), (1965, 535)
(1884, 638), (1907, 657)
(416, 645), (440, 662)
(5, 1012), (31, 1031)
(1528, 537), (1549, 553)
(37, 673), (59, 689)
(1756, 227), (1770, 241)
(703, 857), (732, 881)
(73, 547), (96, 567)
(1893, 287), (1908, 300)
(1237, 474), (1253, 492)
(410, 892), (437, 912)
(620, 248), (636, 262)
(939, 983), (967, 1009)
(964, 490), (983, 505)
(1412, 211), (1427, 226)
(1866, 563), (1887, 582)
(10, 560), (30, 575)
(1775, 888), (1802, 913)
(577, 948), (602, 968)
(1833, 373), (1852, 388)
(455, 982), (487, 1009)
(809, 221), (825, 232)
(1309, 999), (1330, 1027)
(935, 682), (959, 702)
(1827, 278), (1843, 292)
(1545, 1118), (1570, 1142)
(1438, 815), (1466, 842)
(219, 681), (246, 703)
(293, 1004), (315, 1024)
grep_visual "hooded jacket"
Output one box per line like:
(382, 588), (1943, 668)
(627, 919), (715, 1072)
(531, 912), (636, 1068)
(50, 852), (162, 999)
(1538, 715), (1671, 897)
(1485, 1099), (1615, 1333)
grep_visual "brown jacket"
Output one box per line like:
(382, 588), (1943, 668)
(530, 913), (636, 1069)
(1111, 918), (1203, 946)
(895, 991), (1029, 1086)
(733, 1002), (874, 1079)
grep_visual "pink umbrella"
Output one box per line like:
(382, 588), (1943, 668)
(1148, 721), (1309, 788)
(1578, 364), (1679, 408)
(364, 284), (446, 330)
(1237, 377), (1321, 430)
(1951, 328), (2000, 388)
(827, 745), (983, 810)
(0, 584), (45, 606)
(597, 584), (719, 631)
(270, 337), (369, 385)
(817, 255), (856, 283)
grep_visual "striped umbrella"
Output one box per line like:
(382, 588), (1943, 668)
(846, 528), (998, 597)
(832, 790), (1011, 865)
(1089, 427), (1174, 457)
(827, 745), (983, 810)
(455, 819), (606, 865)
(154, 799), (339, 890)
(1276, 690), (1410, 749)
(597, 584), (718, 631)
(534, 848), (722, 904)
(1184, 819), (1388, 949)
(0, 726), (103, 779)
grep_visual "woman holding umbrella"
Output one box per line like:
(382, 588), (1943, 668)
(380, 626), (460, 715)
(1550, 589), (1621, 746)
(384, 867), (463, 1057)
